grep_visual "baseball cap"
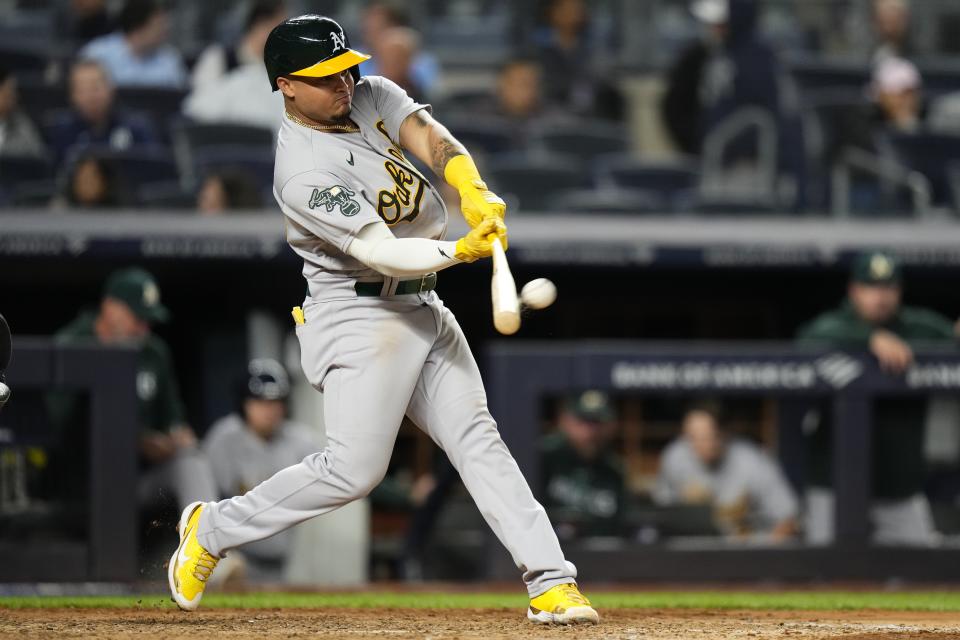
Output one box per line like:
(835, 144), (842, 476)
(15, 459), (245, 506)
(244, 358), (291, 401)
(851, 251), (902, 285)
(102, 267), (170, 323)
(871, 57), (921, 95)
(565, 390), (617, 423)
(691, 0), (729, 24)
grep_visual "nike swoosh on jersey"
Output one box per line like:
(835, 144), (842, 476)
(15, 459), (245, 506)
(347, 151), (354, 166)
(438, 246), (451, 259)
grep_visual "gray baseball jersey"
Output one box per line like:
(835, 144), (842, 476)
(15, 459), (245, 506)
(653, 437), (799, 534)
(274, 75), (448, 300)
(195, 75), (577, 597)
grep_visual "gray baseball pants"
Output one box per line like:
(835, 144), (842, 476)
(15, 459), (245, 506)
(197, 290), (576, 596)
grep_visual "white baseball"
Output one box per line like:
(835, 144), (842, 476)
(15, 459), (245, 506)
(520, 278), (557, 310)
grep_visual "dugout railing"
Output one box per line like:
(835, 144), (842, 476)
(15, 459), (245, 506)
(0, 339), (138, 582)
(485, 342), (960, 581)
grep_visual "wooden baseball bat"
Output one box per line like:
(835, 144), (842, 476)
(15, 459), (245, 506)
(489, 236), (520, 335)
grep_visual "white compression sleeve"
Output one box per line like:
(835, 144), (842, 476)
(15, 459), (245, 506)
(345, 221), (462, 278)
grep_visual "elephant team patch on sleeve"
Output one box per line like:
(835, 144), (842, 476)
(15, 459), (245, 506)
(308, 185), (361, 217)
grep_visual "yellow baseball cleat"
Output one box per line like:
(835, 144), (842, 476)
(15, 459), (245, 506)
(527, 582), (599, 625)
(168, 501), (219, 611)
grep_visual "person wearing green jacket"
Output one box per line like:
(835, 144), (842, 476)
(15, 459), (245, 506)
(48, 267), (218, 513)
(796, 251), (959, 545)
(541, 390), (625, 540)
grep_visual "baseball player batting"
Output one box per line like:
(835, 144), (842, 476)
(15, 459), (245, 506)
(168, 15), (597, 625)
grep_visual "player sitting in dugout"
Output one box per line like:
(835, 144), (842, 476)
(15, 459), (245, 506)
(541, 391), (626, 540)
(653, 402), (800, 543)
(797, 251), (960, 546)
(202, 358), (318, 582)
(47, 268), (219, 519)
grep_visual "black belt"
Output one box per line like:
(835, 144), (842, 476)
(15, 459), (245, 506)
(355, 272), (437, 296)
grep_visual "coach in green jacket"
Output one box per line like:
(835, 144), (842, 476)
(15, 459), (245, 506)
(541, 390), (625, 539)
(797, 251), (959, 545)
(48, 267), (218, 512)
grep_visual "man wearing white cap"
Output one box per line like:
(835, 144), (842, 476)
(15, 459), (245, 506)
(871, 56), (923, 133)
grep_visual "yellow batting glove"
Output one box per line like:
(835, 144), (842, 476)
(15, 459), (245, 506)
(444, 154), (506, 229)
(454, 218), (508, 262)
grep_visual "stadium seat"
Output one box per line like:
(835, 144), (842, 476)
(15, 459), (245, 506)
(430, 89), (494, 118)
(546, 188), (665, 214)
(115, 87), (188, 135)
(444, 118), (515, 155)
(0, 45), (51, 74)
(173, 123), (275, 188)
(917, 61), (960, 98)
(485, 153), (591, 211)
(534, 122), (629, 162)
(787, 58), (869, 104)
(0, 156), (55, 208)
(16, 80), (69, 121)
(889, 131), (960, 207)
(595, 155), (699, 209)
(63, 147), (180, 194)
(0, 156), (54, 186)
(173, 122), (275, 151)
(137, 181), (195, 209)
(191, 146), (275, 193)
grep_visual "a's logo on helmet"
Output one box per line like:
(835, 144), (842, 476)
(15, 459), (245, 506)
(143, 282), (160, 307)
(329, 30), (346, 52)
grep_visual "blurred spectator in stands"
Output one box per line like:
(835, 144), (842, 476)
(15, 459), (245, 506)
(371, 27), (426, 102)
(822, 57), (925, 170)
(44, 59), (158, 165)
(47, 268), (218, 514)
(871, 56), (923, 133)
(191, 0), (286, 87)
(0, 66), (46, 158)
(468, 56), (573, 150)
(541, 390), (625, 540)
(798, 251), (960, 546)
(54, 0), (115, 51)
(532, 0), (623, 120)
(662, 0), (781, 156)
(202, 359), (317, 581)
(196, 169), (264, 215)
(871, 0), (913, 64)
(357, 1), (439, 97)
(51, 153), (126, 209)
(653, 402), (799, 543)
(662, 0), (805, 206)
(80, 0), (187, 88)
(495, 57), (544, 123)
(183, 1), (285, 128)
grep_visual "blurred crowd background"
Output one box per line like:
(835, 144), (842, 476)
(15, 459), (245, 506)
(1, 0), (960, 214)
(2, 0), (960, 588)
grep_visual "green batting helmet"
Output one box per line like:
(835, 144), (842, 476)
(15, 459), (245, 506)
(264, 15), (370, 92)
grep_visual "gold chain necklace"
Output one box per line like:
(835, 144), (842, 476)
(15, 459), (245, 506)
(285, 111), (360, 133)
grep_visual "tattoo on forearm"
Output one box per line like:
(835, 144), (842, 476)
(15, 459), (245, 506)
(431, 135), (466, 175)
(411, 111), (466, 174)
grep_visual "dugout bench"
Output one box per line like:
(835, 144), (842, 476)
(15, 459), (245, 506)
(486, 342), (960, 581)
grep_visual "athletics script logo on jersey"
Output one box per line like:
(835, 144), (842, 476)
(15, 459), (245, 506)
(308, 185), (361, 217)
(374, 120), (425, 225)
